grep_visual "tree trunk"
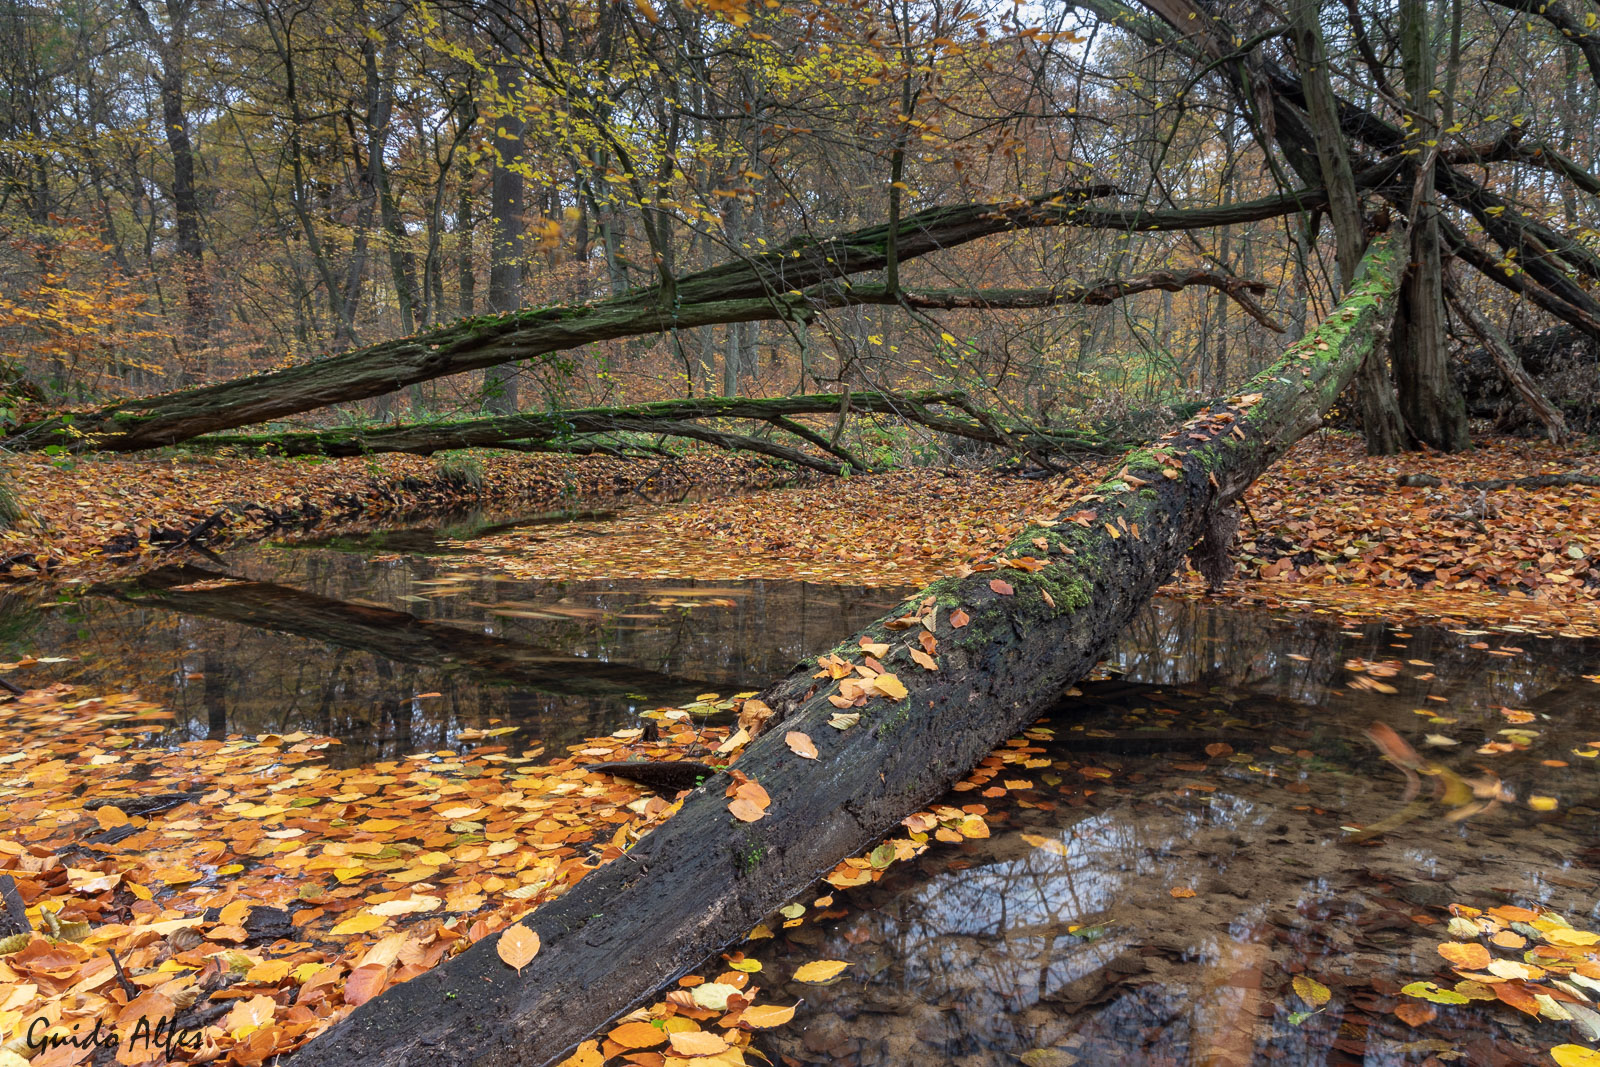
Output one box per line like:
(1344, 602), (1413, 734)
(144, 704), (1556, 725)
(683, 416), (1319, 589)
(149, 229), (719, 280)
(1390, 0), (1471, 451)
(128, 0), (207, 342)
(13, 184), (1302, 452)
(483, 62), (527, 415)
(1288, 0), (1406, 454)
(457, 186), (475, 317)
(289, 234), (1406, 1067)
(183, 390), (1124, 468)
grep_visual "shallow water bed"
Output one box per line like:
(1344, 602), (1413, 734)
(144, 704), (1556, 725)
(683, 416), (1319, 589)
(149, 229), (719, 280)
(741, 599), (1600, 1067)
(0, 540), (901, 765)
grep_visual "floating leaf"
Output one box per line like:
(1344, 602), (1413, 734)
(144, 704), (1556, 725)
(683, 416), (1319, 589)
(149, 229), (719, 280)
(1293, 975), (1331, 1008)
(740, 1002), (798, 1028)
(1437, 941), (1491, 969)
(608, 1020), (667, 1048)
(1401, 981), (1470, 1005)
(690, 982), (741, 1010)
(668, 1030), (729, 1055)
(793, 959), (852, 983)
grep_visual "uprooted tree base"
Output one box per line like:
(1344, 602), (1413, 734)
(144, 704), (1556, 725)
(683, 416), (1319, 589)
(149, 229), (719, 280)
(284, 236), (1404, 1067)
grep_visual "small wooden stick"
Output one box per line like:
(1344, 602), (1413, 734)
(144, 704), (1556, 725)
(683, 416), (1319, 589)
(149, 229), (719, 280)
(107, 947), (140, 1000)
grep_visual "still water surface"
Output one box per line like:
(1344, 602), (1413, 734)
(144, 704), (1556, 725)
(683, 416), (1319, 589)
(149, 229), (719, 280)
(4, 513), (1598, 1065)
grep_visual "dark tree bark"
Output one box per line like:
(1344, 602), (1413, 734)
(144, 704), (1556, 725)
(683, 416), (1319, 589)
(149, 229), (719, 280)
(1446, 277), (1570, 443)
(1389, 0), (1471, 451)
(1288, 0), (1406, 454)
(287, 234), (1406, 1067)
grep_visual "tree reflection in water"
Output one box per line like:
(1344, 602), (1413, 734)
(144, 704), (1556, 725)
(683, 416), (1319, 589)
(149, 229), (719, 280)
(2, 542), (901, 765)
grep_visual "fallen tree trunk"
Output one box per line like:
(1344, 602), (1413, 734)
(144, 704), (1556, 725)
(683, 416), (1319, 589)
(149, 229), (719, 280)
(288, 234), (1405, 1067)
(4, 185), (1305, 455)
(185, 390), (1112, 464)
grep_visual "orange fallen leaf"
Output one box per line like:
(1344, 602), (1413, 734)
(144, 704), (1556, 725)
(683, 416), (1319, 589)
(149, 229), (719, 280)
(729, 798), (767, 822)
(497, 923), (541, 974)
(608, 1020), (667, 1048)
(1437, 942), (1491, 970)
(785, 731), (818, 760)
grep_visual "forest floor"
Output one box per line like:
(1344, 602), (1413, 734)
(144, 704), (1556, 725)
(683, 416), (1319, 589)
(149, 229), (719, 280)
(443, 431), (1600, 637)
(7, 431), (1598, 638)
(0, 449), (785, 585)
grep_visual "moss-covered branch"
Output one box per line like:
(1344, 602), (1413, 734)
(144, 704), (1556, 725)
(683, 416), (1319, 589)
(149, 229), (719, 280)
(185, 390), (1116, 465)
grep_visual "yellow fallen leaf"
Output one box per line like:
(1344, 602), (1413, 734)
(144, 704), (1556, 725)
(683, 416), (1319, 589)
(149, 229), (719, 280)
(245, 959), (291, 984)
(329, 912), (386, 936)
(871, 673), (908, 700)
(739, 1002), (798, 1028)
(793, 959), (851, 983)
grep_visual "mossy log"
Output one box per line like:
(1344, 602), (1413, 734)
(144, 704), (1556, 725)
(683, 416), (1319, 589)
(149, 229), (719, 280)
(188, 390), (1113, 468)
(5, 185), (1319, 455)
(288, 235), (1405, 1067)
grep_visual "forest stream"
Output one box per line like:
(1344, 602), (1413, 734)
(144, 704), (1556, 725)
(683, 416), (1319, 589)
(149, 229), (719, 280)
(3, 507), (1598, 1066)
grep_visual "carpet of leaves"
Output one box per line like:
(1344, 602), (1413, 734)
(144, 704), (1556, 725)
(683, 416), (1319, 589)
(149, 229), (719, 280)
(0, 450), (778, 587)
(1207, 433), (1600, 636)
(0, 682), (808, 1065)
(0, 672), (1023, 1067)
(450, 432), (1600, 635)
(449, 467), (1098, 588)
